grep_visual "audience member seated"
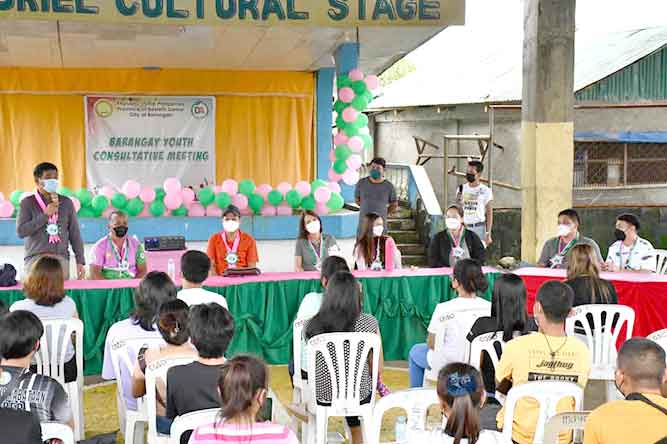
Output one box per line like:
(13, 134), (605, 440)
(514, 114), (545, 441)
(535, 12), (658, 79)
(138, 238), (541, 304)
(177, 250), (228, 308)
(428, 205), (486, 268)
(304, 271), (383, 444)
(102, 271), (177, 411)
(494, 281), (591, 444)
(207, 205), (258, 274)
(294, 210), (340, 272)
(0, 311), (73, 428)
(353, 212), (402, 271)
(467, 274), (536, 404)
(131, 299), (197, 434)
(583, 338), (667, 444)
(188, 355), (298, 444)
(537, 208), (602, 269)
(408, 363), (509, 444)
(166, 303), (235, 443)
(89, 210), (147, 280)
(408, 259), (490, 388)
(0, 408), (42, 444)
(603, 213), (656, 273)
(10, 255), (79, 383)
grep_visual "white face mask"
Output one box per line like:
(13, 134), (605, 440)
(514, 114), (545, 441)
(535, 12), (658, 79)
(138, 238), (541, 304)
(446, 217), (462, 231)
(373, 225), (385, 237)
(557, 224), (572, 237)
(223, 220), (240, 233)
(305, 220), (321, 234)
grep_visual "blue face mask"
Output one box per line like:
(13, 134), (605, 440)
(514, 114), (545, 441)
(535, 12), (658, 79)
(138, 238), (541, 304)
(41, 179), (59, 193)
(369, 169), (382, 180)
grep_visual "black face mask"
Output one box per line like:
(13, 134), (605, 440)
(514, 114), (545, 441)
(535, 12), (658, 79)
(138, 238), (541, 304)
(113, 226), (128, 238)
(614, 229), (626, 242)
(465, 173), (476, 183)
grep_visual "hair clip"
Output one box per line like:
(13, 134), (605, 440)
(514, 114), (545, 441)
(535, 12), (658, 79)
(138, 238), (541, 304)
(447, 372), (477, 397)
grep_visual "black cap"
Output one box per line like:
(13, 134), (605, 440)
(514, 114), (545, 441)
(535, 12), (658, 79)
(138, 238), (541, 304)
(222, 205), (241, 218)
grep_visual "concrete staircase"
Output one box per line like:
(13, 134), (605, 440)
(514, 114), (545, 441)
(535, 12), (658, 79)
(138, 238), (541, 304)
(388, 207), (427, 267)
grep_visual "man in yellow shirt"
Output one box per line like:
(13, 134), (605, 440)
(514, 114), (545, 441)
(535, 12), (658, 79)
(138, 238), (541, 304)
(583, 338), (667, 444)
(495, 281), (591, 444)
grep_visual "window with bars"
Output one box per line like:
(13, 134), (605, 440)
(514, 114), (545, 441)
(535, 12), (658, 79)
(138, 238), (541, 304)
(574, 141), (667, 187)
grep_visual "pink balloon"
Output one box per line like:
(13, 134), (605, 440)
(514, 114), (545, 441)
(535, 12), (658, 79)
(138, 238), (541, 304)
(222, 179), (238, 195)
(122, 180), (141, 199)
(316, 202), (330, 216)
(163, 178), (182, 195)
(338, 87), (355, 103)
(0, 192), (4, 202)
(0, 201), (14, 218)
(328, 168), (343, 182)
(138, 207), (151, 217)
(206, 204), (223, 217)
(100, 185), (115, 198)
(295, 181), (311, 197)
(333, 131), (349, 146)
(139, 187), (156, 203)
(189, 202), (206, 217)
(342, 168), (360, 186)
(342, 107), (358, 123)
(314, 187), (332, 203)
(261, 205), (277, 216)
(276, 202), (292, 216)
(348, 136), (364, 152)
(212, 185), (223, 193)
(240, 207), (252, 216)
(70, 197), (81, 213)
(181, 188), (196, 205)
(102, 208), (114, 219)
(232, 193), (248, 210)
(256, 184), (272, 200)
(164, 193), (183, 210)
(328, 149), (336, 162)
(327, 181), (342, 193)
(349, 69), (364, 81)
(364, 75), (380, 91)
(276, 182), (292, 195)
(346, 154), (363, 170)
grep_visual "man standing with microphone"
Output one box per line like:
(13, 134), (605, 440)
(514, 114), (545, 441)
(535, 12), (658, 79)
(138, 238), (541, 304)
(16, 162), (85, 279)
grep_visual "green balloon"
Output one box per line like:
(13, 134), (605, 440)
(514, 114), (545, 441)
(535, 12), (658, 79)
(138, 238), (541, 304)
(337, 75), (352, 88)
(197, 188), (215, 207)
(126, 197), (144, 217)
(333, 159), (348, 174)
(154, 187), (166, 201)
(267, 190), (283, 207)
(57, 187), (73, 197)
(351, 96), (369, 111)
(362, 90), (374, 103)
(239, 179), (256, 196)
(334, 100), (347, 114)
(301, 195), (316, 211)
(91, 195), (109, 212)
(248, 193), (264, 214)
(361, 134), (374, 150)
(172, 205), (188, 217)
(335, 145), (352, 161)
(215, 192), (232, 209)
(311, 179), (328, 192)
(111, 193), (127, 209)
(351, 80), (368, 95)
(76, 188), (93, 206)
(286, 190), (302, 209)
(10, 190), (23, 206)
(327, 192), (345, 211)
(343, 126), (359, 138)
(78, 207), (96, 218)
(335, 114), (346, 129)
(355, 113), (369, 128)
(149, 200), (166, 217)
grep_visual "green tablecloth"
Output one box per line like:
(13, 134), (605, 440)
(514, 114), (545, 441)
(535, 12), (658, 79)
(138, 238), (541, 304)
(0, 273), (499, 376)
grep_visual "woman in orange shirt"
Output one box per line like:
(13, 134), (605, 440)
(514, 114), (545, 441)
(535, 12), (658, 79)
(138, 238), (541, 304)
(207, 205), (259, 274)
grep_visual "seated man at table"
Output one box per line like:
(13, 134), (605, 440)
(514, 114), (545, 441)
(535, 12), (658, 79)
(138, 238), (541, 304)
(537, 208), (602, 269)
(178, 250), (228, 308)
(90, 210), (147, 279)
(207, 205), (258, 274)
(603, 213), (656, 273)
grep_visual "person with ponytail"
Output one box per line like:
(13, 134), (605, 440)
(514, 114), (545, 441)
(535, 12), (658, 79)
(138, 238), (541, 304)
(188, 355), (298, 444)
(353, 212), (402, 271)
(408, 259), (491, 387)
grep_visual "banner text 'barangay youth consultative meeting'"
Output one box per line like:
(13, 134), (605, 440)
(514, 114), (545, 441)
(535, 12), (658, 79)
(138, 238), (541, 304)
(0, 0), (464, 26)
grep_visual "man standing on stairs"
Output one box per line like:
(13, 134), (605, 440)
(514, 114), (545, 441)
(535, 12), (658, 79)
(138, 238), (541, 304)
(354, 157), (398, 237)
(457, 160), (493, 246)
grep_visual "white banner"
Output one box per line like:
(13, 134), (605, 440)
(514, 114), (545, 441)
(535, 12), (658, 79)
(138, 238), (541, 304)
(85, 95), (216, 190)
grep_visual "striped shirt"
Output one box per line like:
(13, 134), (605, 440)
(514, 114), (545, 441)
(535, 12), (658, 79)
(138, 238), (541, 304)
(188, 421), (298, 444)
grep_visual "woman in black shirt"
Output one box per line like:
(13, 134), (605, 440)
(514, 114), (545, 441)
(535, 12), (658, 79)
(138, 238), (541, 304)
(565, 244), (618, 307)
(428, 205), (486, 268)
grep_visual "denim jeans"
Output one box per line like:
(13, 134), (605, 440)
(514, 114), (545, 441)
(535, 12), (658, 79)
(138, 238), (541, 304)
(408, 343), (430, 387)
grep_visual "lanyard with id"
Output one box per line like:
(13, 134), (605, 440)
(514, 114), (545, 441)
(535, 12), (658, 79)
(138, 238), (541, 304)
(550, 234), (578, 268)
(109, 236), (133, 276)
(448, 230), (467, 260)
(222, 232), (241, 268)
(618, 240), (638, 270)
(308, 238), (325, 271)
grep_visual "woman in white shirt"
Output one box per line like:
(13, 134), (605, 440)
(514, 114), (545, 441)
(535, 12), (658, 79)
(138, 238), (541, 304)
(354, 213), (401, 271)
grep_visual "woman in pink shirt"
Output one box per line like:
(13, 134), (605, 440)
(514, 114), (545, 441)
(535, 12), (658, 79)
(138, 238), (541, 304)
(187, 355), (297, 444)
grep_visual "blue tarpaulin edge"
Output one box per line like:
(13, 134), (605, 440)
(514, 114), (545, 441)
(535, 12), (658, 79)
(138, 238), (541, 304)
(575, 131), (667, 143)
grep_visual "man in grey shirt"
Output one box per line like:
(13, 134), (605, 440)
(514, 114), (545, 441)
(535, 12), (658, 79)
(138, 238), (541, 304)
(354, 157), (398, 236)
(16, 162), (85, 280)
(537, 208), (603, 269)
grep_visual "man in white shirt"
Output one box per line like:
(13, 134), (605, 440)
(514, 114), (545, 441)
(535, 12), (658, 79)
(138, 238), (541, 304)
(177, 250), (228, 308)
(604, 213), (656, 273)
(457, 160), (493, 245)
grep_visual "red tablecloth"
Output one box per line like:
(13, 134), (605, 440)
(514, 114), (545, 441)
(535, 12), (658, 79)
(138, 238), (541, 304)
(515, 267), (667, 337)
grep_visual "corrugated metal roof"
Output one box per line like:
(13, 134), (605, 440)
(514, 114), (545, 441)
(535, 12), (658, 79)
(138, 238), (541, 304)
(369, 26), (667, 110)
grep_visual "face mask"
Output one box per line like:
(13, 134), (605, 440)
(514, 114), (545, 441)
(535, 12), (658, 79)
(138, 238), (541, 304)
(446, 217), (461, 231)
(41, 179), (59, 193)
(465, 173), (476, 183)
(369, 169), (382, 180)
(373, 225), (384, 237)
(306, 220), (321, 234)
(614, 228), (626, 242)
(223, 220), (240, 233)
(113, 226), (128, 238)
(557, 224), (572, 237)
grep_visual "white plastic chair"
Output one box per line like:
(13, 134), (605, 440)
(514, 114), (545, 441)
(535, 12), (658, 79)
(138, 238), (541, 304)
(565, 304), (634, 400)
(145, 356), (197, 444)
(371, 388), (440, 444)
(543, 411), (590, 444)
(647, 328), (667, 357)
(655, 249), (667, 275)
(33, 318), (84, 442)
(423, 307), (490, 384)
(41, 421), (75, 444)
(502, 381), (584, 444)
(292, 316), (310, 403)
(168, 408), (220, 444)
(305, 332), (381, 444)
(109, 335), (166, 444)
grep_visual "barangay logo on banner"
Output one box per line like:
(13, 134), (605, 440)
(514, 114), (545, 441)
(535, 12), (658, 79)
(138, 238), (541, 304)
(85, 95), (216, 190)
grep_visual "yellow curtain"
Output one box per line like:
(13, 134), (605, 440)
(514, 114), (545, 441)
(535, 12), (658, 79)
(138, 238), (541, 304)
(0, 68), (314, 194)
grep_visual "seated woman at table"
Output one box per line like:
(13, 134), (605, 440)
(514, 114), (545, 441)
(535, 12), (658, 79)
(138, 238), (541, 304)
(101, 271), (177, 412)
(89, 210), (147, 280)
(428, 205), (486, 268)
(408, 259), (490, 388)
(10, 255), (79, 383)
(603, 213), (656, 273)
(294, 210), (341, 272)
(303, 271), (384, 444)
(537, 208), (602, 269)
(353, 212), (401, 271)
(207, 205), (259, 274)
(131, 299), (197, 434)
